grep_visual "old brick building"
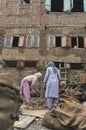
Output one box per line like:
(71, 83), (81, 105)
(0, 0), (86, 85)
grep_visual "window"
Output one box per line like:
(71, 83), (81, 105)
(61, 36), (68, 47)
(18, 36), (24, 47)
(49, 35), (85, 48)
(45, 0), (86, 12)
(54, 62), (64, 68)
(51, 0), (63, 12)
(5, 35), (39, 48)
(70, 63), (84, 70)
(5, 60), (17, 68)
(63, 0), (73, 12)
(26, 36), (39, 47)
(12, 36), (19, 47)
(25, 60), (36, 67)
(49, 36), (55, 47)
(72, 0), (83, 12)
(26, 36), (32, 47)
(71, 37), (77, 48)
(33, 37), (39, 47)
(49, 36), (69, 47)
(78, 36), (84, 48)
(5, 36), (24, 48)
(56, 36), (61, 47)
(71, 36), (84, 48)
(23, 0), (32, 4)
(5, 36), (12, 47)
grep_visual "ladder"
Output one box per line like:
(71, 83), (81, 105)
(60, 67), (68, 83)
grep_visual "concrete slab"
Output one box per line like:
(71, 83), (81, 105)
(14, 115), (36, 130)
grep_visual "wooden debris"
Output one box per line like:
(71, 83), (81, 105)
(21, 109), (48, 118)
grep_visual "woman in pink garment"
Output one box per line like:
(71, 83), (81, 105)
(20, 72), (42, 104)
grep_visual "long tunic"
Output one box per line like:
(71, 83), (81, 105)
(20, 72), (42, 103)
(43, 66), (61, 98)
(20, 80), (30, 103)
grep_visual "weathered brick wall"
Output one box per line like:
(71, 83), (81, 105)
(0, 0), (86, 84)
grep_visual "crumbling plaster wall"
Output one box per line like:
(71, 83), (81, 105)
(0, 0), (86, 84)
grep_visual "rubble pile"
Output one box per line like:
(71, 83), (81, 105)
(42, 82), (86, 130)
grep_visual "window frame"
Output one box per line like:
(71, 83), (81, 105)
(32, 36), (39, 47)
(45, 0), (51, 11)
(26, 36), (39, 48)
(49, 36), (55, 47)
(18, 36), (25, 47)
(4, 36), (13, 48)
(5, 35), (25, 48)
(61, 36), (68, 47)
(45, 0), (86, 12)
(71, 36), (84, 48)
(84, 36), (86, 48)
(49, 35), (68, 48)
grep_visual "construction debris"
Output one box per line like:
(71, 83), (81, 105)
(14, 115), (36, 129)
(42, 83), (86, 130)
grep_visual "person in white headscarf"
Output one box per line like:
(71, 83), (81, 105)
(20, 72), (42, 104)
(43, 62), (61, 109)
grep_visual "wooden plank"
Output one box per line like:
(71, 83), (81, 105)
(14, 115), (36, 129)
(21, 109), (48, 118)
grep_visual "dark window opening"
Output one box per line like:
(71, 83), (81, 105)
(54, 62), (64, 69)
(5, 60), (17, 68)
(24, 0), (30, 3)
(25, 60), (36, 67)
(12, 37), (19, 47)
(70, 63), (84, 70)
(78, 36), (84, 48)
(51, 0), (63, 12)
(72, 0), (83, 12)
(56, 36), (61, 47)
(71, 37), (77, 48)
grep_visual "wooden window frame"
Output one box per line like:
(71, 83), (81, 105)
(4, 36), (13, 47)
(45, 0), (86, 13)
(49, 35), (69, 48)
(61, 36), (68, 47)
(84, 36), (86, 48)
(5, 36), (25, 48)
(18, 36), (25, 47)
(26, 36), (32, 47)
(71, 36), (84, 48)
(26, 36), (39, 48)
(32, 36), (39, 47)
(49, 36), (55, 47)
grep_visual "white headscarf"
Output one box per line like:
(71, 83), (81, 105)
(48, 61), (58, 73)
(34, 72), (42, 78)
